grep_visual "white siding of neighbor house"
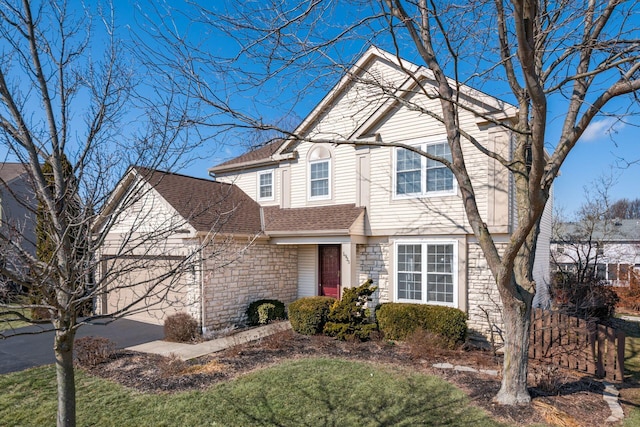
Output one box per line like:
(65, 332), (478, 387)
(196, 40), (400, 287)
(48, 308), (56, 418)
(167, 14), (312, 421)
(297, 245), (317, 298)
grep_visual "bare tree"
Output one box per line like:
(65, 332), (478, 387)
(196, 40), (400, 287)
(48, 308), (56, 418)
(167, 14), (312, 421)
(552, 175), (618, 284)
(146, 0), (640, 405)
(0, 2), (216, 426)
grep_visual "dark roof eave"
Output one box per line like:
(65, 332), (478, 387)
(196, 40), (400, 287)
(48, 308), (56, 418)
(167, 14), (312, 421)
(210, 152), (297, 175)
(265, 229), (356, 237)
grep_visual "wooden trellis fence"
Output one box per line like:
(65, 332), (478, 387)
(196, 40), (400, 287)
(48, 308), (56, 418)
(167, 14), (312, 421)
(529, 308), (625, 382)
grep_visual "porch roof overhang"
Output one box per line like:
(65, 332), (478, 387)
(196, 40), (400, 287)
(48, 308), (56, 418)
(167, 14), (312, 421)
(262, 204), (368, 244)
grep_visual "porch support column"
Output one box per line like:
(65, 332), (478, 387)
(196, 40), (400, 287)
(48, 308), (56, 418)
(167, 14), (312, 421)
(340, 242), (358, 289)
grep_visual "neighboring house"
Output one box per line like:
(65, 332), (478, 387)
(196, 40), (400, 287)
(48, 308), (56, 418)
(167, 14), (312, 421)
(551, 219), (640, 286)
(103, 47), (552, 338)
(0, 163), (37, 280)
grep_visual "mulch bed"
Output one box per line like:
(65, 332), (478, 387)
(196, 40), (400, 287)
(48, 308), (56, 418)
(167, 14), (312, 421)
(81, 329), (619, 426)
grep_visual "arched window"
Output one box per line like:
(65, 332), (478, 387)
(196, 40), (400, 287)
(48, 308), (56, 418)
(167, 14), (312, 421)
(308, 145), (331, 200)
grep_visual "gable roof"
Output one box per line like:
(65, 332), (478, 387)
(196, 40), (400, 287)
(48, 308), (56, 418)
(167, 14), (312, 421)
(263, 204), (365, 235)
(133, 167), (262, 235)
(211, 46), (518, 172)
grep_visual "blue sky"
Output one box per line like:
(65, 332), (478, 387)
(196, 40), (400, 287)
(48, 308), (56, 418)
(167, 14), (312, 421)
(2, 0), (637, 217)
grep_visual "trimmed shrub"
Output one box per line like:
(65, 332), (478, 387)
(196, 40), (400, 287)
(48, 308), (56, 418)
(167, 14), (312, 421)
(288, 296), (336, 335)
(75, 336), (115, 367)
(164, 312), (200, 343)
(323, 279), (378, 341)
(376, 303), (467, 348)
(246, 299), (286, 326)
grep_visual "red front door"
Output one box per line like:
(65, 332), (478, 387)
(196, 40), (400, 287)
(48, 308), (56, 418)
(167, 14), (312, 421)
(319, 245), (341, 299)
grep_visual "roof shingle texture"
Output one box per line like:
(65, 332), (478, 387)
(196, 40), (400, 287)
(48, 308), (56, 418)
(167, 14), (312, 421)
(135, 167), (262, 235)
(263, 204), (364, 233)
(214, 140), (284, 169)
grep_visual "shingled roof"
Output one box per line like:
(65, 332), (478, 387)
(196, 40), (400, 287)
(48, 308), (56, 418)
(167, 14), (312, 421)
(263, 204), (365, 234)
(212, 140), (285, 170)
(134, 167), (262, 235)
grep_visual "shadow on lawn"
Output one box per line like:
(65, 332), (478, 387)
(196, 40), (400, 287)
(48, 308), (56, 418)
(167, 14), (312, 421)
(211, 360), (497, 427)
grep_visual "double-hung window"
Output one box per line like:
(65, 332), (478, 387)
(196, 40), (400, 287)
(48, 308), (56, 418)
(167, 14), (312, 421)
(258, 170), (274, 201)
(395, 141), (454, 197)
(308, 145), (332, 200)
(310, 160), (329, 198)
(396, 241), (457, 306)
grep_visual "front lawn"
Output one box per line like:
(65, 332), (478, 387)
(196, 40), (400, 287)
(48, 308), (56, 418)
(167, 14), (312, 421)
(0, 306), (31, 332)
(0, 358), (507, 427)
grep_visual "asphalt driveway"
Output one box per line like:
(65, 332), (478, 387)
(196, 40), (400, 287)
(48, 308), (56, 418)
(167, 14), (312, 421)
(0, 318), (163, 374)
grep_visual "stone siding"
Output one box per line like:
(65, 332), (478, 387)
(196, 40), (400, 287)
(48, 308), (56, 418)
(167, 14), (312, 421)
(467, 242), (505, 343)
(357, 242), (390, 307)
(201, 241), (298, 332)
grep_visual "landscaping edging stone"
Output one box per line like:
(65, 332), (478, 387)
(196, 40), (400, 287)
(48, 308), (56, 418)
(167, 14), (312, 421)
(433, 362), (624, 423)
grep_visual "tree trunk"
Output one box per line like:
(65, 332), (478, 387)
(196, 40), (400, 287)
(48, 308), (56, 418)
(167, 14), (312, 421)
(495, 295), (532, 405)
(54, 327), (76, 427)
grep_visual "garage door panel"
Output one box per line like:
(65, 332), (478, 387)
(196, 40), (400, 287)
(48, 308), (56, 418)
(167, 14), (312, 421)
(104, 257), (190, 325)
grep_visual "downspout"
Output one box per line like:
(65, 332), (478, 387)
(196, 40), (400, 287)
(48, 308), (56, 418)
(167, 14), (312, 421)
(260, 206), (265, 233)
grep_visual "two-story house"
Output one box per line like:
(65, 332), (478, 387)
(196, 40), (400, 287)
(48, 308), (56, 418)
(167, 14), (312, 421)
(211, 45), (553, 338)
(102, 47), (551, 338)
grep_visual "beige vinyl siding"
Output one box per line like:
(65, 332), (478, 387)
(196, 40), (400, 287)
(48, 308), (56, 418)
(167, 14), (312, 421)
(365, 94), (494, 235)
(215, 168), (280, 207)
(109, 181), (194, 236)
(297, 245), (317, 298)
(304, 58), (407, 141)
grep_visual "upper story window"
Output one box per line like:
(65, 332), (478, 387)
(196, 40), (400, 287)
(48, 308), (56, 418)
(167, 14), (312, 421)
(308, 145), (332, 200)
(395, 141), (455, 197)
(258, 170), (274, 201)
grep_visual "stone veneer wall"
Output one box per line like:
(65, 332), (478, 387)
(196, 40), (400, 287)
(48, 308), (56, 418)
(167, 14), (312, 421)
(201, 241), (298, 332)
(466, 241), (506, 343)
(356, 243), (390, 307)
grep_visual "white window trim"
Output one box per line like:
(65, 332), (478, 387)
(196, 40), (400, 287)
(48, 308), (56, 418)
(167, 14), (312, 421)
(257, 170), (275, 201)
(393, 141), (456, 199)
(394, 239), (458, 307)
(308, 158), (332, 201)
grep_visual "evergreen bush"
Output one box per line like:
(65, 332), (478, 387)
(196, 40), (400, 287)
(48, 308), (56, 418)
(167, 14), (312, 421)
(246, 299), (286, 326)
(376, 303), (467, 348)
(288, 296), (335, 335)
(323, 279), (378, 341)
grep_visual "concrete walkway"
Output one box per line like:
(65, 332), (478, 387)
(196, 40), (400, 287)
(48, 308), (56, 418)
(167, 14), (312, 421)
(127, 321), (292, 360)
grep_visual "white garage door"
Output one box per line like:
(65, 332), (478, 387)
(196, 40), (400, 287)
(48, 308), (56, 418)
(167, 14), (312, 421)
(103, 256), (192, 325)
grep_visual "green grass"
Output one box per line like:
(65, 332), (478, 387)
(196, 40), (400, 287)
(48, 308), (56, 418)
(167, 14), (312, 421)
(616, 318), (640, 427)
(0, 306), (31, 332)
(0, 358), (508, 427)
